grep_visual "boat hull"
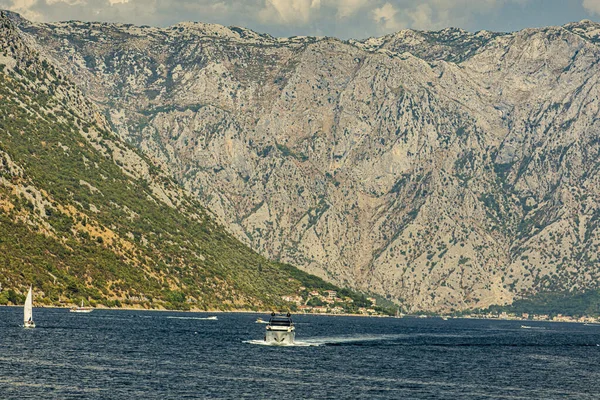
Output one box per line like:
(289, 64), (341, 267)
(70, 309), (93, 313)
(23, 321), (35, 329)
(265, 329), (295, 345)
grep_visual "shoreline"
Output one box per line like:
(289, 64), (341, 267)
(1, 304), (598, 324)
(0, 304), (386, 317)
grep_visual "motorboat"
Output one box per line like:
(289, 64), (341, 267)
(23, 286), (35, 328)
(70, 299), (94, 313)
(255, 317), (268, 324)
(265, 312), (295, 345)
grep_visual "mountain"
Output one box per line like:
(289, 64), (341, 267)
(0, 11), (361, 311)
(4, 11), (600, 312)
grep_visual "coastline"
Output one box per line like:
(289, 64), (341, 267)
(1, 304), (598, 324)
(0, 304), (386, 317)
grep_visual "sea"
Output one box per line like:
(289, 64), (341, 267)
(0, 307), (599, 399)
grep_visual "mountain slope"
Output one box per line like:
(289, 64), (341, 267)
(8, 11), (600, 312)
(0, 12), (348, 310)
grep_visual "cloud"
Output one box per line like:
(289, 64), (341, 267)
(372, 2), (403, 31)
(335, 0), (369, 18)
(582, 0), (600, 14)
(0, 0), (585, 39)
(367, 0), (533, 34)
(46, 0), (86, 4)
(406, 3), (434, 30)
(259, 0), (321, 24)
(5, 0), (43, 21)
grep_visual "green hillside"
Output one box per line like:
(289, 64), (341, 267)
(0, 17), (344, 311)
(483, 290), (600, 318)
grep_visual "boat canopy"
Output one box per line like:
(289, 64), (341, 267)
(268, 313), (293, 326)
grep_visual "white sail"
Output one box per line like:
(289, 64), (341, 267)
(24, 286), (33, 323)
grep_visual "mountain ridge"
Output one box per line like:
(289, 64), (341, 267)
(3, 11), (600, 312)
(0, 11), (363, 311)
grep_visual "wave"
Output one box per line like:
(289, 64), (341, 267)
(243, 340), (319, 347)
(166, 316), (218, 321)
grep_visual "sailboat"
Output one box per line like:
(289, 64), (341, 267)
(23, 286), (35, 328)
(395, 308), (404, 319)
(70, 299), (93, 313)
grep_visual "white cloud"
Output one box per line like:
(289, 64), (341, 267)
(368, 0), (533, 34)
(404, 0), (499, 30)
(372, 2), (403, 31)
(47, 0), (86, 4)
(259, 0), (322, 24)
(335, 0), (369, 18)
(582, 0), (600, 15)
(210, 1), (229, 13)
(406, 3), (434, 30)
(0, 0), (577, 39)
(8, 0), (43, 21)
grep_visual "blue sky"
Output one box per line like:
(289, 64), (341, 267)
(1, 0), (598, 39)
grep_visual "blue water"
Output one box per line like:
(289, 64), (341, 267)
(1, 308), (599, 399)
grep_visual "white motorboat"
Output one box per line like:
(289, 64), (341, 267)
(23, 286), (35, 329)
(265, 312), (295, 345)
(521, 325), (545, 330)
(255, 317), (268, 324)
(70, 299), (94, 313)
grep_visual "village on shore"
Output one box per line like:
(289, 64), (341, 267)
(281, 288), (381, 316)
(283, 289), (600, 324)
(2, 284), (599, 324)
(461, 311), (600, 324)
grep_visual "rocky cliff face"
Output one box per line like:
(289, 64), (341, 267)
(8, 11), (600, 312)
(0, 11), (343, 310)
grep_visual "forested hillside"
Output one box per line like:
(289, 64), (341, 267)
(0, 12), (344, 311)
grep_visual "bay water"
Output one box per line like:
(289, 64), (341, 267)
(1, 307), (599, 399)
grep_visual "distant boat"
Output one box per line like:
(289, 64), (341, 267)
(205, 316), (218, 320)
(70, 299), (94, 313)
(256, 317), (268, 324)
(521, 325), (545, 330)
(395, 309), (403, 319)
(23, 286), (35, 329)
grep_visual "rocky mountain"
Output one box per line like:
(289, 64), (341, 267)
(0, 11), (353, 311)
(5, 10), (600, 312)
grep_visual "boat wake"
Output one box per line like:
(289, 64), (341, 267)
(244, 334), (407, 347)
(521, 325), (546, 330)
(243, 340), (319, 347)
(305, 334), (407, 346)
(166, 316), (218, 321)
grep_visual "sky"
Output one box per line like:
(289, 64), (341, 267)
(1, 0), (599, 39)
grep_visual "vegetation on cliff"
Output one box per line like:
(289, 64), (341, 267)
(0, 14), (358, 311)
